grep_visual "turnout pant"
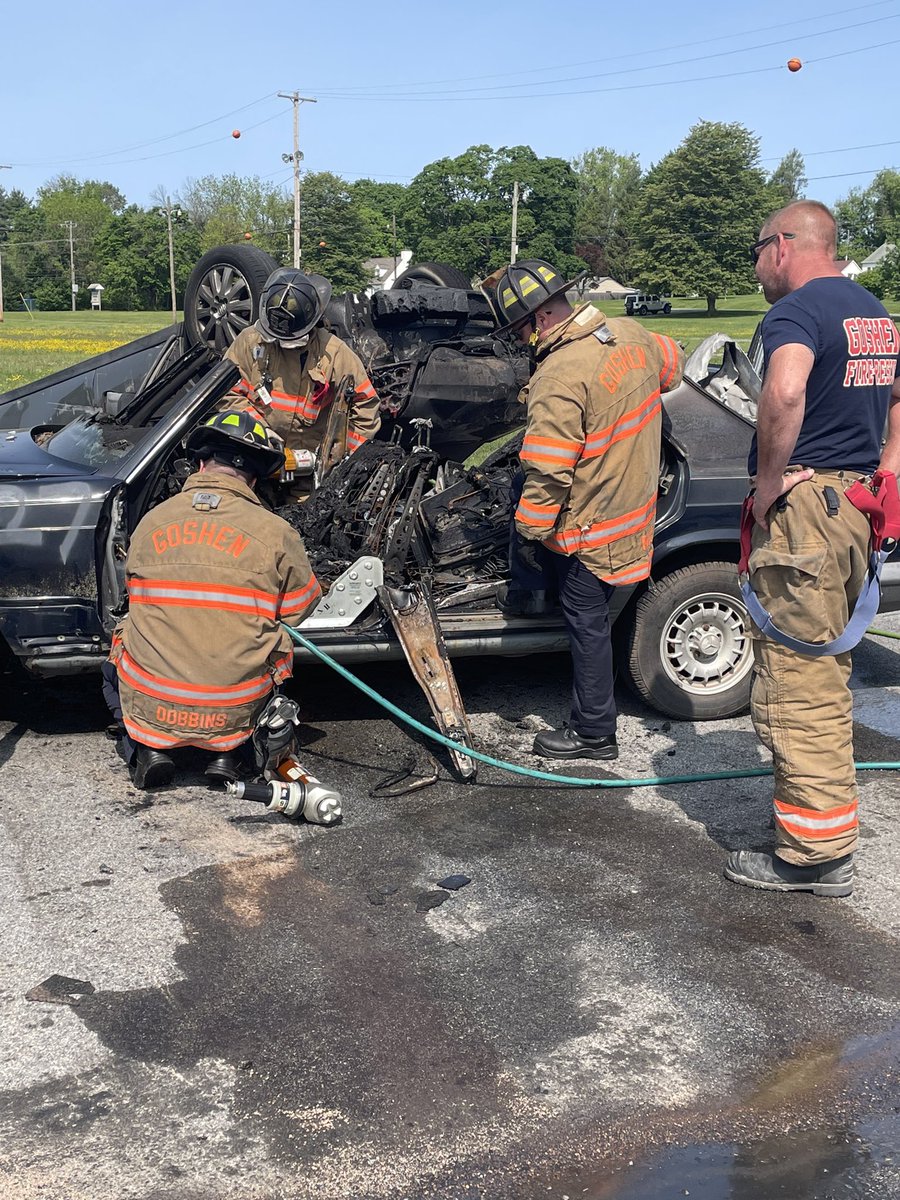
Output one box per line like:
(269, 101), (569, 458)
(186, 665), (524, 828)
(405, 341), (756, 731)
(748, 471), (870, 865)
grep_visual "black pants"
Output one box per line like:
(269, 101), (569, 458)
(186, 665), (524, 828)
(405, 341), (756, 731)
(508, 472), (617, 737)
(551, 554), (617, 738)
(102, 661), (137, 765)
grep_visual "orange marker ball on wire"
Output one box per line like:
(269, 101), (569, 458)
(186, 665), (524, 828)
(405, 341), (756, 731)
(787, 58), (802, 72)
(232, 129), (241, 138)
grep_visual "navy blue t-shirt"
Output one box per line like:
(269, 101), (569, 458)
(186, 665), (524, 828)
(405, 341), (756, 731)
(748, 276), (900, 475)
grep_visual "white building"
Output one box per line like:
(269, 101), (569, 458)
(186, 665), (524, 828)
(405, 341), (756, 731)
(835, 259), (862, 281)
(860, 243), (897, 271)
(363, 251), (413, 293)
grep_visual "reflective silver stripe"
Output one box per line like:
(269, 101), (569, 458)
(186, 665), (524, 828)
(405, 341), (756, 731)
(581, 508), (654, 545)
(129, 585), (277, 616)
(775, 804), (858, 831)
(584, 396), (661, 457)
(119, 659), (271, 704)
(521, 443), (581, 462)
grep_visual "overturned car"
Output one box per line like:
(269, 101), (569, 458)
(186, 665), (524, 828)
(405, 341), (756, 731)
(2, 246), (897, 724)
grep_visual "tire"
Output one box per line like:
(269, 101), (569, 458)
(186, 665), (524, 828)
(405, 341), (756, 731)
(183, 244), (278, 354)
(663, 303), (672, 314)
(638, 304), (648, 315)
(393, 261), (471, 289)
(622, 562), (753, 720)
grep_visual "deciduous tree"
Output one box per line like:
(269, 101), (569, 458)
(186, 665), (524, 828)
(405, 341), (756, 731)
(572, 147), (642, 284)
(633, 121), (772, 314)
(768, 149), (807, 203)
(400, 145), (584, 281)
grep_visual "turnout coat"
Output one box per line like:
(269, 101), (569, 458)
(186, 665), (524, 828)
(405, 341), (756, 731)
(110, 470), (321, 751)
(224, 326), (381, 459)
(515, 304), (685, 586)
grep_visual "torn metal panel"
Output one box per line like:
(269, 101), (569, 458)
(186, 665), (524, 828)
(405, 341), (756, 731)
(377, 583), (477, 781)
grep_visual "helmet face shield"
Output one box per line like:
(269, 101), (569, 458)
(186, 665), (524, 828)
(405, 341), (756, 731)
(257, 268), (324, 345)
(264, 284), (310, 339)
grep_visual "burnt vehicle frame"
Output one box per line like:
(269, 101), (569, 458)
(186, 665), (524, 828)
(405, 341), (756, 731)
(2, 249), (897, 724)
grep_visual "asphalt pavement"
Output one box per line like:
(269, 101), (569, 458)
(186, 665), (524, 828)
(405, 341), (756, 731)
(1, 620), (899, 1200)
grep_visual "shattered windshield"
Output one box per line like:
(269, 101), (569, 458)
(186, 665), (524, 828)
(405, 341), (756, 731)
(43, 415), (145, 470)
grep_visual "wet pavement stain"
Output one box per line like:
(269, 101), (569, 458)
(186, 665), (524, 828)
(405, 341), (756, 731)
(18, 781), (894, 1198)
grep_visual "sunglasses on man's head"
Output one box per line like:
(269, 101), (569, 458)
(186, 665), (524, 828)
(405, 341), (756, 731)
(750, 231), (795, 264)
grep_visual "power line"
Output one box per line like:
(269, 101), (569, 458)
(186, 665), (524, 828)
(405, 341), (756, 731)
(807, 167), (898, 181)
(763, 139), (900, 162)
(309, 35), (900, 104)
(306, 0), (900, 92)
(314, 12), (899, 98)
(8, 94), (280, 169)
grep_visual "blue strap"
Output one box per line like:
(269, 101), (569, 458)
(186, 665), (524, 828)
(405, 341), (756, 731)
(741, 550), (889, 656)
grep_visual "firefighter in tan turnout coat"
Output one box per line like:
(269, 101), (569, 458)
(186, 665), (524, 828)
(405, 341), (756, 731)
(487, 260), (684, 760)
(104, 412), (321, 790)
(224, 268), (380, 499)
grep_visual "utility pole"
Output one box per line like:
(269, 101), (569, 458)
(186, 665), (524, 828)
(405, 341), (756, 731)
(0, 247), (4, 323)
(278, 91), (317, 268)
(392, 212), (398, 282)
(510, 181), (519, 265)
(62, 221), (76, 312)
(161, 196), (179, 323)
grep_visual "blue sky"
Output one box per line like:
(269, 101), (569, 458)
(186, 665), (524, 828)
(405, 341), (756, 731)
(2, 0), (898, 209)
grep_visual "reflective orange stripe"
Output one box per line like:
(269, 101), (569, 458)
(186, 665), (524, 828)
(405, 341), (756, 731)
(520, 434), (582, 469)
(347, 429), (367, 451)
(515, 497), (561, 529)
(234, 379), (255, 397)
(582, 390), (661, 460)
(654, 334), (678, 389)
(356, 379), (377, 399)
(544, 496), (656, 554)
(273, 651), (294, 683)
(774, 797), (859, 839)
(129, 578), (280, 618)
(602, 559), (652, 585)
(118, 649), (273, 707)
(279, 576), (322, 617)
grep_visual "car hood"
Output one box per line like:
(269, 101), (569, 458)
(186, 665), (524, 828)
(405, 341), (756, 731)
(0, 429), (94, 479)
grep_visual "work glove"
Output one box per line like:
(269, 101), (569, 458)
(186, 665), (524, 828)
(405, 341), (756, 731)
(514, 536), (547, 577)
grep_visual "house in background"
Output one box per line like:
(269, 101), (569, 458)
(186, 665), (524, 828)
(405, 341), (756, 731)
(363, 250), (413, 293)
(835, 258), (862, 281)
(860, 243), (897, 272)
(578, 276), (638, 300)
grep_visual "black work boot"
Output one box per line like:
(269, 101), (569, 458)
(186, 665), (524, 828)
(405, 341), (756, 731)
(724, 850), (855, 898)
(132, 746), (175, 791)
(205, 752), (240, 785)
(533, 724), (618, 761)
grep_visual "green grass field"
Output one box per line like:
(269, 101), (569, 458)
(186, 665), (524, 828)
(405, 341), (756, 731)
(1, 294), (898, 395)
(0, 311), (177, 393)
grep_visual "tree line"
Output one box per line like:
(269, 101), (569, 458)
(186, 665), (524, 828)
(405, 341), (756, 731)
(1, 121), (898, 315)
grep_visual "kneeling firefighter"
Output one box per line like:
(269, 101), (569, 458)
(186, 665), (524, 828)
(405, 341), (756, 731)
(484, 260), (685, 761)
(103, 411), (341, 822)
(223, 268), (381, 499)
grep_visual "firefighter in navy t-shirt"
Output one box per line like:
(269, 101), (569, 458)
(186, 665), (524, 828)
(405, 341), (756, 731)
(725, 200), (900, 898)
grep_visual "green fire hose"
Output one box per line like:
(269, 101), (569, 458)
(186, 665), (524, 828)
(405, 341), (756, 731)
(284, 625), (900, 789)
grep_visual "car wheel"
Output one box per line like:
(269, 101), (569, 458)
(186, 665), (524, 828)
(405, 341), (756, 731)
(623, 562), (753, 720)
(663, 303), (672, 314)
(183, 244), (278, 354)
(638, 305), (648, 315)
(393, 261), (471, 289)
